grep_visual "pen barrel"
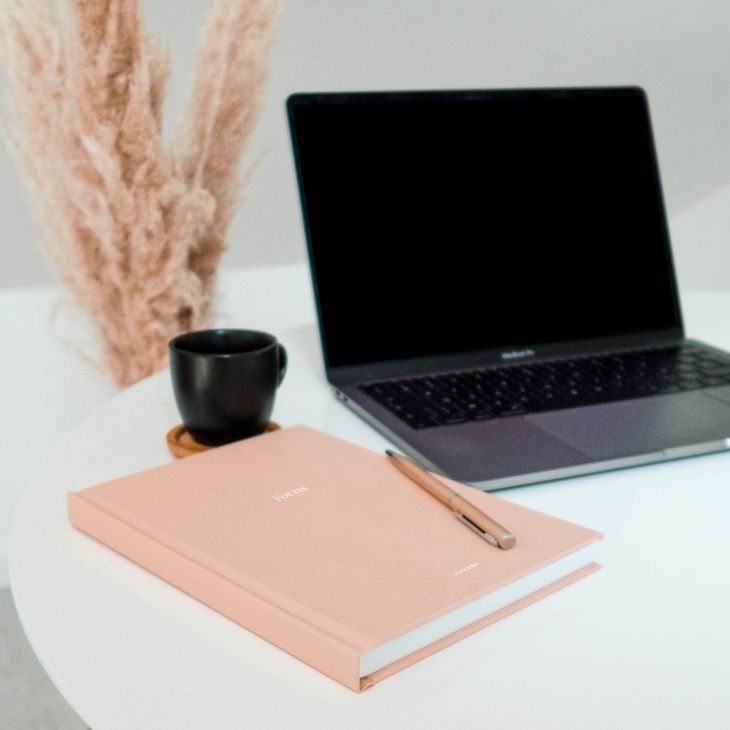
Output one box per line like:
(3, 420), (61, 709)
(392, 457), (456, 503)
(387, 452), (515, 549)
(450, 495), (515, 548)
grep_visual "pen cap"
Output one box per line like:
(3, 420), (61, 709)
(450, 495), (516, 549)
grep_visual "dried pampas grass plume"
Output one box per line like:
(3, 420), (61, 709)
(0, 0), (280, 387)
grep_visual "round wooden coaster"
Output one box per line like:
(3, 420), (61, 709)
(166, 422), (281, 459)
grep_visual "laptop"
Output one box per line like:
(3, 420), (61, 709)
(286, 86), (730, 489)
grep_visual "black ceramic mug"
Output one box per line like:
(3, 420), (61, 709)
(169, 329), (287, 446)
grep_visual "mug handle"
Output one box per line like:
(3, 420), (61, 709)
(277, 343), (288, 386)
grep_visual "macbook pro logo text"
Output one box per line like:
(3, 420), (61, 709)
(501, 349), (536, 360)
(272, 486), (309, 502)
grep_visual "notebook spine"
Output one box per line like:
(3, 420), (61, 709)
(67, 492), (364, 692)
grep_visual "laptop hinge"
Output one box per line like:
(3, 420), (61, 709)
(328, 329), (685, 386)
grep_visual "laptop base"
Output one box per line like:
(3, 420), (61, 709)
(336, 373), (730, 490)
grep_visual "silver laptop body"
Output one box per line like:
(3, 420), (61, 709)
(287, 87), (730, 489)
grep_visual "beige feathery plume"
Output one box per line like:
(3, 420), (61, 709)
(0, 0), (280, 387)
(174, 0), (281, 291)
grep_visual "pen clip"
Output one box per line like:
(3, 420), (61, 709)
(454, 511), (499, 548)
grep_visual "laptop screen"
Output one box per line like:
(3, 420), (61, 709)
(288, 88), (682, 370)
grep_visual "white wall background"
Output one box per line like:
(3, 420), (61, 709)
(2, 0), (730, 289)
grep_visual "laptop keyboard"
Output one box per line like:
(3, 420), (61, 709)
(360, 344), (730, 429)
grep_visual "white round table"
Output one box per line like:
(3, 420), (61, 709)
(10, 289), (730, 730)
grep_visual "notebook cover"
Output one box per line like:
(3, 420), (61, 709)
(67, 425), (602, 692)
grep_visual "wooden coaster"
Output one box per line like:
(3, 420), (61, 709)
(166, 422), (281, 459)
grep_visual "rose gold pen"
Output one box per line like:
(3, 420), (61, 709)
(385, 450), (516, 550)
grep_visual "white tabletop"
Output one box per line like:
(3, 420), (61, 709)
(9, 274), (730, 730)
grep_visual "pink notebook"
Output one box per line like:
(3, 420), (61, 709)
(68, 426), (602, 692)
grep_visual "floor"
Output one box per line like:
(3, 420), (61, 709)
(0, 588), (85, 729)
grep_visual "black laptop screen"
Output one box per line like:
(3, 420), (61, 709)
(288, 88), (681, 369)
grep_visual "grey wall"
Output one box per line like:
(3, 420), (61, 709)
(2, 0), (730, 288)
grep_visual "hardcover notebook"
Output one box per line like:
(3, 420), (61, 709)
(68, 426), (603, 692)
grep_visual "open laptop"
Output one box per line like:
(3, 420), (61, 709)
(286, 86), (730, 489)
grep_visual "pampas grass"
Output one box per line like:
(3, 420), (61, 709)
(0, 0), (280, 387)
